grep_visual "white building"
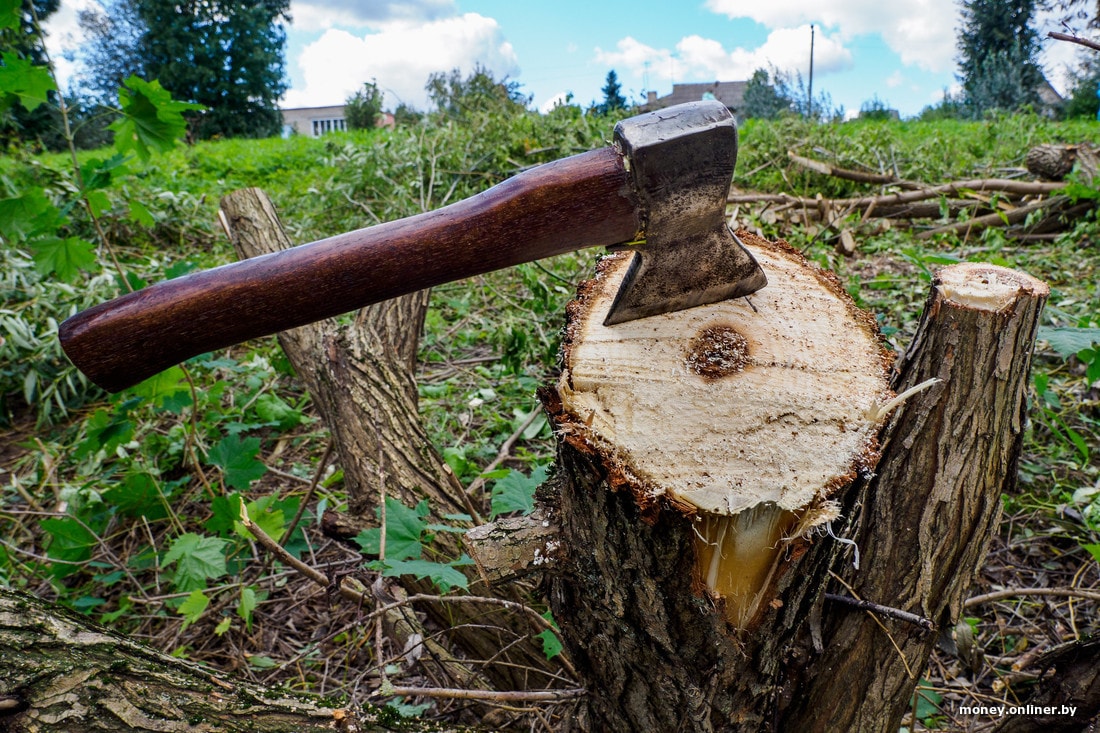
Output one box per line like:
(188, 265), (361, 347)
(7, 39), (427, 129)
(281, 106), (347, 137)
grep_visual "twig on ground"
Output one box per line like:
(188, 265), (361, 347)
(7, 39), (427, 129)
(465, 408), (543, 498)
(381, 685), (585, 702)
(964, 587), (1100, 608)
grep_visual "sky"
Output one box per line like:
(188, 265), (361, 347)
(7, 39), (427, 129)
(44, 0), (1090, 120)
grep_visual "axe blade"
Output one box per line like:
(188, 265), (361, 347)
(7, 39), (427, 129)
(603, 229), (766, 325)
(602, 100), (767, 325)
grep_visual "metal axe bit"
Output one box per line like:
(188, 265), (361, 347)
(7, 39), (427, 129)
(59, 100), (766, 393)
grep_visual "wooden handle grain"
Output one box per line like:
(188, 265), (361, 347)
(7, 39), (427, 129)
(60, 147), (639, 392)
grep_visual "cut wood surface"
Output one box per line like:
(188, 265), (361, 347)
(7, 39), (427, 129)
(557, 233), (892, 518)
(556, 232), (893, 627)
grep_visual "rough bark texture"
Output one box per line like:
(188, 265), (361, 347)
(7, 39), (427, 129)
(218, 188), (556, 693)
(781, 263), (1048, 731)
(219, 188), (462, 522)
(1025, 143), (1098, 182)
(544, 247), (1048, 731)
(0, 588), (422, 732)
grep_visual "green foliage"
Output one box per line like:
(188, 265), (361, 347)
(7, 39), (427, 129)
(1062, 63), (1100, 119)
(426, 64), (530, 120)
(344, 80), (383, 130)
(0, 50), (53, 112)
(911, 679), (944, 727)
(354, 497), (473, 592)
(0, 0), (60, 145)
(163, 533), (229, 592)
(741, 68), (794, 120)
(128, 0), (290, 139)
(858, 95), (895, 121)
(957, 0), (1044, 116)
(110, 76), (204, 161)
(490, 464), (547, 519)
(207, 435), (267, 491)
(594, 69), (627, 115)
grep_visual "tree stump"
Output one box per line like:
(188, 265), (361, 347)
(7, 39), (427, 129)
(541, 232), (1048, 732)
(1025, 143), (1098, 183)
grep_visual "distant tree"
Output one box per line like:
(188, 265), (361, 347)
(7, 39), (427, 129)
(345, 80), (383, 130)
(0, 0), (61, 147)
(1059, 53), (1100, 118)
(917, 88), (967, 120)
(596, 70), (627, 115)
(393, 102), (423, 126)
(74, 0), (290, 139)
(740, 68), (794, 119)
(74, 0), (145, 106)
(131, 0), (290, 139)
(858, 95), (895, 120)
(426, 64), (529, 119)
(957, 0), (1044, 116)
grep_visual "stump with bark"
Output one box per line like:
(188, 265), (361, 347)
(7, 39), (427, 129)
(538, 232), (1048, 732)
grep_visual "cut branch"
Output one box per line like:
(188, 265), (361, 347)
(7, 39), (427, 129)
(787, 150), (907, 185)
(1048, 30), (1100, 53)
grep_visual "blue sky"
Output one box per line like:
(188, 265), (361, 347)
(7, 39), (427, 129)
(47, 0), (1086, 119)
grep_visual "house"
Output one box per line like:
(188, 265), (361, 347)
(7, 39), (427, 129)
(641, 81), (749, 116)
(280, 106), (397, 137)
(281, 106), (347, 137)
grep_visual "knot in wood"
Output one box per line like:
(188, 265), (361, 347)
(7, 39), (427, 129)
(685, 324), (749, 379)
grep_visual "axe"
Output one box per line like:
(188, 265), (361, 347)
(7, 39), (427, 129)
(59, 100), (767, 393)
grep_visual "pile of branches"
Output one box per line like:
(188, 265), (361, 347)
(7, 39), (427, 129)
(731, 144), (1098, 254)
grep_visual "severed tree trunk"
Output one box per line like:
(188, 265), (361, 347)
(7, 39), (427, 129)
(785, 260), (1049, 731)
(0, 588), (424, 732)
(541, 232), (1048, 731)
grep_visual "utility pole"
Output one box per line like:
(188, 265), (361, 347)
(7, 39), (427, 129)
(808, 24), (815, 119)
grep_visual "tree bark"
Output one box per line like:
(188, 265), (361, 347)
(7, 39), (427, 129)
(218, 188), (559, 695)
(0, 588), (427, 732)
(218, 188), (463, 523)
(541, 233), (1048, 732)
(785, 261), (1049, 732)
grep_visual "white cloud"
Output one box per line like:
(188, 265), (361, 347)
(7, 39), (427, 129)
(886, 70), (904, 88)
(41, 0), (101, 90)
(290, 0), (457, 32)
(704, 0), (959, 72)
(282, 13), (519, 110)
(539, 91), (571, 113)
(595, 26), (852, 84)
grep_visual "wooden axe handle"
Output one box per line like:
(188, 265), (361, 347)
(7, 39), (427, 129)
(60, 147), (639, 392)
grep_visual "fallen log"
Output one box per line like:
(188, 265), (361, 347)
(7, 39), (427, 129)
(0, 589), (404, 732)
(539, 232), (1048, 731)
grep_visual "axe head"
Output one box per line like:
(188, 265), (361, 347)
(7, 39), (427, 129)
(604, 100), (767, 326)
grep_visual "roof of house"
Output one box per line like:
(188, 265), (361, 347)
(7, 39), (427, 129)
(643, 81), (749, 112)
